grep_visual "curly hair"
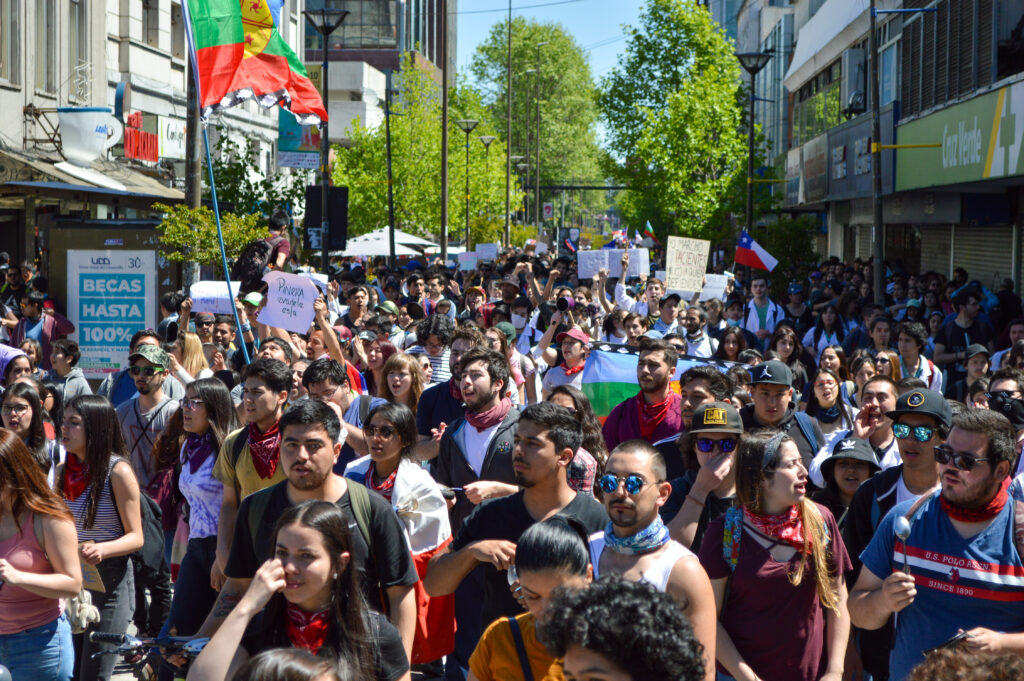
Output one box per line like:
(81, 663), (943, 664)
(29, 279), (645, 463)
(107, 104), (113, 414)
(539, 575), (705, 681)
(906, 647), (1024, 681)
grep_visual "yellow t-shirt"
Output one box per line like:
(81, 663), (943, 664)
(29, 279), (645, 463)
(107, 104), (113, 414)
(469, 613), (565, 681)
(212, 427), (286, 501)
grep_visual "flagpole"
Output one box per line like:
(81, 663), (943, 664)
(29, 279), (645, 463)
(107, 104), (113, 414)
(180, 0), (251, 365)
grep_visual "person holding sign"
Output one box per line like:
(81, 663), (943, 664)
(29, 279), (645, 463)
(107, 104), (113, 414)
(614, 252), (663, 317)
(0, 429), (82, 681)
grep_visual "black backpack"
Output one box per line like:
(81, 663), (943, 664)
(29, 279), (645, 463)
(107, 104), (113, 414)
(231, 236), (283, 293)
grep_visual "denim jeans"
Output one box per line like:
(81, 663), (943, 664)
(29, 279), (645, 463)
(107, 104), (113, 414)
(0, 613), (73, 681)
(157, 536), (218, 681)
(73, 556), (134, 681)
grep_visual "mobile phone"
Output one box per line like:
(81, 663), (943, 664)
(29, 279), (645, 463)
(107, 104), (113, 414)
(922, 631), (969, 656)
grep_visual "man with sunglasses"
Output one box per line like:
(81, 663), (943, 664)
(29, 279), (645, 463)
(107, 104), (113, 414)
(662, 402), (742, 551)
(842, 388), (951, 681)
(97, 329), (185, 408)
(851, 408), (1024, 681)
(983, 367), (1024, 474)
(588, 439), (717, 681)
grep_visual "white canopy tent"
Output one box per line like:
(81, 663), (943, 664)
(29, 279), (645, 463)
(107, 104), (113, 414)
(331, 238), (419, 257)
(347, 226), (437, 249)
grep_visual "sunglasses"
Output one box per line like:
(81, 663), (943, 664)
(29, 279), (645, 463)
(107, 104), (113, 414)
(181, 398), (205, 411)
(695, 437), (738, 454)
(985, 390), (1020, 401)
(129, 365), (165, 377)
(598, 473), (655, 495)
(933, 445), (991, 471)
(364, 424), (397, 440)
(196, 321), (214, 327)
(892, 423), (936, 443)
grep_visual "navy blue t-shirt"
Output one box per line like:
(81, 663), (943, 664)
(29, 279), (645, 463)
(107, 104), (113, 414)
(416, 379), (465, 437)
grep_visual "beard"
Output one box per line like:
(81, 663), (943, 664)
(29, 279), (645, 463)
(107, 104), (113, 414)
(513, 471), (534, 488)
(640, 375), (670, 395)
(289, 466), (328, 491)
(466, 386), (500, 412)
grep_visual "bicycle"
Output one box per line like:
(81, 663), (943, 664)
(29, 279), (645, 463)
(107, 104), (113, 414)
(88, 631), (208, 681)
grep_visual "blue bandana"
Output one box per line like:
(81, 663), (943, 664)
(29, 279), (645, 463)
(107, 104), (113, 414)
(603, 516), (671, 555)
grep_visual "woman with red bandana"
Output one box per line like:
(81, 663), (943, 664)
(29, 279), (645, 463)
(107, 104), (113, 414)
(58, 395), (145, 681)
(698, 431), (851, 681)
(188, 501), (410, 681)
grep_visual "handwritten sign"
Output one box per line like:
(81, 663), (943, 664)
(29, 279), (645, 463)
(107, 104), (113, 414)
(190, 281), (242, 315)
(576, 250), (607, 279)
(602, 248), (650, 279)
(259, 272), (319, 333)
(458, 252), (479, 271)
(665, 237), (710, 293)
(476, 243), (499, 262)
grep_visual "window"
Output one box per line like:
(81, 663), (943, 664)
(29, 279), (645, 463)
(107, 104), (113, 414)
(0, 0), (20, 85)
(305, 0), (397, 52)
(143, 0), (159, 48)
(35, 0), (55, 92)
(69, 0), (88, 72)
(171, 1), (184, 59)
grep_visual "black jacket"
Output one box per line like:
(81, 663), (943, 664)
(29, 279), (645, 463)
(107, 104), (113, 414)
(739, 403), (824, 470)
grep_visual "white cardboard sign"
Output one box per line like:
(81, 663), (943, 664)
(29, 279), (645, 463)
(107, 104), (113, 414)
(190, 281), (242, 315)
(259, 272), (319, 333)
(665, 237), (710, 293)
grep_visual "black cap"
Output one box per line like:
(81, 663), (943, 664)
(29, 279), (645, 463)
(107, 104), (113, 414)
(885, 389), (953, 428)
(750, 360), (793, 387)
(821, 437), (881, 482)
(965, 344), (990, 361)
(659, 292), (682, 307)
(690, 402), (743, 434)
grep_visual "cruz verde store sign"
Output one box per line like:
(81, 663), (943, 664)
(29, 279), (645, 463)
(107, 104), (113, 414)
(896, 79), (1024, 191)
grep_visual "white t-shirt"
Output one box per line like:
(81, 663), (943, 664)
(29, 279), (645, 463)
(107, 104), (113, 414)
(459, 421), (501, 477)
(895, 474), (924, 506)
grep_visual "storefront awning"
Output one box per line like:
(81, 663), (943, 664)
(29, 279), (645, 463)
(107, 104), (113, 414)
(0, 181), (182, 206)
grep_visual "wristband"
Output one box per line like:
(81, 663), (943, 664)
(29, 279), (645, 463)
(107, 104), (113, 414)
(241, 323), (252, 333)
(686, 493), (706, 508)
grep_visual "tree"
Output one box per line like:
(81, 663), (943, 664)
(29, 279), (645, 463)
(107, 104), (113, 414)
(206, 132), (311, 216)
(331, 54), (519, 247)
(469, 17), (607, 222)
(600, 0), (745, 242)
(153, 203), (267, 266)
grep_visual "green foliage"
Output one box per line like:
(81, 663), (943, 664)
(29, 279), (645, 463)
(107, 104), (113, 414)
(331, 54), (520, 246)
(754, 214), (822, 292)
(469, 17), (607, 219)
(207, 133), (311, 216)
(600, 0), (745, 242)
(152, 203), (267, 266)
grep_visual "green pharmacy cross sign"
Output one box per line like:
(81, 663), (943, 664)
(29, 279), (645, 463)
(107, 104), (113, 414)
(896, 80), (1024, 191)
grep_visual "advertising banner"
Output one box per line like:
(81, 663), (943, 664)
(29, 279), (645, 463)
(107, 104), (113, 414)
(67, 250), (157, 379)
(277, 108), (320, 169)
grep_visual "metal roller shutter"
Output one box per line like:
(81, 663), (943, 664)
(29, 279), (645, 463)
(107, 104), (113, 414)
(953, 225), (1013, 290)
(918, 225), (953, 276)
(857, 225), (873, 261)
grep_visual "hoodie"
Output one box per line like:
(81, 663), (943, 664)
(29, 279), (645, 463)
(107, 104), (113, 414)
(48, 366), (92, 404)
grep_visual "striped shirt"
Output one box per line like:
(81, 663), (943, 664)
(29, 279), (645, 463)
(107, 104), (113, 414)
(66, 456), (126, 543)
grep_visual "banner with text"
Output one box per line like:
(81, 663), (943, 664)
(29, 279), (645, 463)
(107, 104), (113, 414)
(68, 250), (157, 379)
(260, 271), (320, 333)
(190, 281), (242, 315)
(665, 237), (710, 293)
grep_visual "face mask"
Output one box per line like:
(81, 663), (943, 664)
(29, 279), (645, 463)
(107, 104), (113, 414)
(989, 393), (1024, 430)
(726, 318), (742, 327)
(511, 313), (527, 330)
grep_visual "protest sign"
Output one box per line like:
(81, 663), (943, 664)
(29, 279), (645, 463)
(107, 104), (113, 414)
(665, 237), (710, 293)
(535, 241), (549, 254)
(259, 272), (319, 333)
(301, 271), (329, 294)
(604, 248), (650, 279)
(476, 243), (499, 262)
(190, 281), (242, 315)
(458, 252), (479, 271)
(68, 250), (157, 379)
(577, 250), (607, 279)
(700, 274), (730, 301)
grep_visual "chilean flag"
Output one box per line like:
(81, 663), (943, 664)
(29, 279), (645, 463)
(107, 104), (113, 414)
(564, 238), (576, 253)
(735, 229), (778, 271)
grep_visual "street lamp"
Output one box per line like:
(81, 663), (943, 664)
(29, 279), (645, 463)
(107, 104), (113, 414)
(456, 119), (479, 249)
(516, 162), (529, 225)
(303, 6), (350, 273)
(478, 135), (496, 154)
(523, 68), (536, 227)
(735, 51), (771, 279)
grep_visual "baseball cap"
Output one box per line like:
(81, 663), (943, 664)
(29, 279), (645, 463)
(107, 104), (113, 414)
(659, 292), (682, 307)
(555, 328), (591, 347)
(494, 321), (517, 343)
(357, 330), (378, 343)
(749, 360), (793, 387)
(375, 300), (400, 316)
(821, 437), (881, 482)
(195, 312), (215, 324)
(885, 389), (953, 428)
(465, 286), (487, 299)
(128, 344), (170, 369)
(965, 344), (990, 361)
(690, 402), (743, 434)
(501, 274), (521, 288)
(643, 329), (665, 340)
(788, 282), (804, 295)
(241, 291), (263, 307)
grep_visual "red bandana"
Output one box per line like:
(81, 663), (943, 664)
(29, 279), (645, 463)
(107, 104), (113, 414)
(941, 477), (1010, 523)
(284, 602), (331, 654)
(466, 397), (513, 431)
(636, 392), (672, 440)
(365, 465), (399, 502)
(64, 455), (90, 501)
(560, 362), (585, 377)
(449, 378), (463, 402)
(248, 421), (282, 479)
(743, 505), (806, 551)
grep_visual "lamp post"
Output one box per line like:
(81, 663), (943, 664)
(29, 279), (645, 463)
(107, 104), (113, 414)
(736, 51), (772, 280)
(303, 6), (350, 273)
(504, 0), (513, 247)
(534, 41), (548, 238)
(478, 135), (496, 224)
(523, 68), (536, 227)
(456, 119), (479, 249)
(516, 161), (528, 224)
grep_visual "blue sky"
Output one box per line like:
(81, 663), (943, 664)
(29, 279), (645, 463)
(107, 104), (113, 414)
(454, 0), (642, 86)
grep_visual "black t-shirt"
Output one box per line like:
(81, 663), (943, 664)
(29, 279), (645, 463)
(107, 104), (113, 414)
(659, 470), (735, 552)
(934, 318), (993, 380)
(654, 437), (687, 482)
(225, 481), (419, 613)
(451, 491), (607, 628)
(242, 608), (406, 681)
(416, 380), (465, 436)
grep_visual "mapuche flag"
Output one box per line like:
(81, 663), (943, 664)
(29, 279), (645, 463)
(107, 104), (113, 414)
(183, 0), (326, 125)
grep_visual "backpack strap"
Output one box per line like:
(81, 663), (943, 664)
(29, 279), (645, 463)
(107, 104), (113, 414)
(506, 616), (536, 681)
(229, 428), (248, 500)
(793, 411), (823, 451)
(346, 480), (375, 560)
(358, 394), (373, 425)
(246, 485), (277, 559)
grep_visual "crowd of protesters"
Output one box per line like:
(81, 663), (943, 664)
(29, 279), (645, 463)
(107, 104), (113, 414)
(2, 229), (1024, 681)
